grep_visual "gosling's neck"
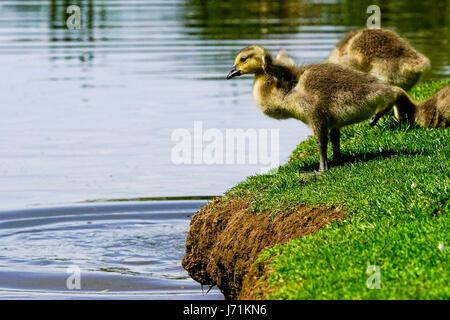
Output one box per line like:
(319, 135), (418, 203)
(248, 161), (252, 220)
(252, 72), (294, 120)
(252, 72), (275, 106)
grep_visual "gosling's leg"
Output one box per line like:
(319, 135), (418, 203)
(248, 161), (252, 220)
(316, 127), (329, 171)
(330, 128), (341, 162)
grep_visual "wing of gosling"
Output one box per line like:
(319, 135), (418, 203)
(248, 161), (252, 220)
(327, 28), (430, 90)
(415, 85), (450, 128)
(263, 53), (299, 92)
(276, 50), (296, 67)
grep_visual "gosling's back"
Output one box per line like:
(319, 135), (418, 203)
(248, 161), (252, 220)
(327, 28), (430, 90)
(415, 85), (450, 128)
(256, 63), (402, 128)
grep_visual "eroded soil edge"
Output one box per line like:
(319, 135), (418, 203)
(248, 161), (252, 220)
(182, 198), (344, 299)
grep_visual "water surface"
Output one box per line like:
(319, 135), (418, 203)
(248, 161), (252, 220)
(0, 200), (223, 299)
(1, 0), (448, 209)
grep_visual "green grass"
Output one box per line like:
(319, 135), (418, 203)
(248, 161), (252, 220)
(223, 80), (450, 299)
(408, 79), (450, 101)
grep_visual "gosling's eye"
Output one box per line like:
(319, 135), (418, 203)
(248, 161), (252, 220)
(240, 57), (247, 62)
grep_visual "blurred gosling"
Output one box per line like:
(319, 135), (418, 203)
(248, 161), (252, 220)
(414, 85), (450, 128)
(326, 28), (430, 91)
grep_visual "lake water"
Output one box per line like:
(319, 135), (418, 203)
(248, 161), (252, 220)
(0, 0), (448, 299)
(0, 200), (223, 299)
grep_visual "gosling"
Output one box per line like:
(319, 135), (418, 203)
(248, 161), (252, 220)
(226, 45), (416, 171)
(326, 28), (430, 91)
(413, 85), (450, 128)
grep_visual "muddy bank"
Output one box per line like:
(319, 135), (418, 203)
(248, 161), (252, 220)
(182, 197), (344, 299)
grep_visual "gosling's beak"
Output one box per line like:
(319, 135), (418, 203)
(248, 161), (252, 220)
(369, 114), (380, 127)
(226, 65), (241, 79)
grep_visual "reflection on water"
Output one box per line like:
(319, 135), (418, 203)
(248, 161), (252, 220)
(0, 0), (448, 209)
(0, 200), (223, 299)
(185, 0), (449, 77)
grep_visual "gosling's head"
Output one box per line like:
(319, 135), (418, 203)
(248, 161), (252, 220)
(226, 45), (266, 79)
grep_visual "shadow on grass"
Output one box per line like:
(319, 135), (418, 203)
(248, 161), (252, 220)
(291, 148), (429, 173)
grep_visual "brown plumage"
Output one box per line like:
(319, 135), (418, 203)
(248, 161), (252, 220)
(326, 28), (430, 91)
(413, 85), (450, 128)
(226, 45), (415, 171)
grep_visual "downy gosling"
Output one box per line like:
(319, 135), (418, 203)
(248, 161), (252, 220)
(226, 45), (416, 171)
(327, 28), (430, 91)
(413, 85), (450, 128)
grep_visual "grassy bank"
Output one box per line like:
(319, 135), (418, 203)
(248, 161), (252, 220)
(222, 80), (450, 299)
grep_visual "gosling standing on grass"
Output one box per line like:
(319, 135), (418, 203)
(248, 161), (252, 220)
(226, 45), (415, 171)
